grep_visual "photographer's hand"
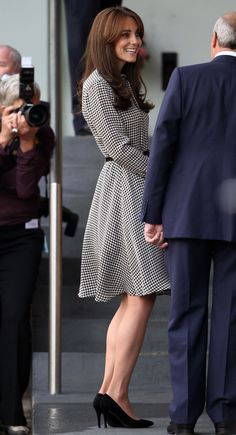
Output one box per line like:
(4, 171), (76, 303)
(16, 112), (39, 153)
(0, 105), (16, 148)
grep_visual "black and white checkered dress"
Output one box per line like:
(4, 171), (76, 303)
(78, 70), (170, 302)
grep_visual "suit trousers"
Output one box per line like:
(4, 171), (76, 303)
(166, 239), (236, 425)
(0, 226), (44, 426)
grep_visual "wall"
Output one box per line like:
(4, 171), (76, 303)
(0, 0), (49, 101)
(124, 0), (236, 133)
(0, 0), (236, 135)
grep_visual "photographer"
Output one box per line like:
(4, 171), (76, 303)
(0, 74), (54, 435)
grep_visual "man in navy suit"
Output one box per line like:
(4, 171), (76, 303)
(142, 12), (236, 435)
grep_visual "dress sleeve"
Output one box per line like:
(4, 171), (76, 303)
(84, 80), (148, 176)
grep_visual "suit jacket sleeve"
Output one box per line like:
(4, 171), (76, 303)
(141, 68), (182, 224)
(83, 80), (148, 175)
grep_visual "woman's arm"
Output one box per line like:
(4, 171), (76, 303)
(84, 80), (148, 176)
(15, 124), (55, 199)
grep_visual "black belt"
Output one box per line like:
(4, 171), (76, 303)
(105, 150), (149, 163)
(105, 151), (149, 162)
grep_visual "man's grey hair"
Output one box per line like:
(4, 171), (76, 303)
(0, 44), (21, 73)
(0, 73), (40, 106)
(213, 16), (236, 49)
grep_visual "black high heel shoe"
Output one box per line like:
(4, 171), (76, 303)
(93, 393), (106, 428)
(93, 393), (122, 428)
(101, 394), (154, 428)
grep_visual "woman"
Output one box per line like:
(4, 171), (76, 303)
(78, 6), (170, 429)
(0, 74), (54, 435)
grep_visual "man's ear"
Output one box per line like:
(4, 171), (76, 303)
(211, 31), (217, 49)
(0, 105), (5, 114)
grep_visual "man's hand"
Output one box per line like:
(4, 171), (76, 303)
(144, 223), (168, 249)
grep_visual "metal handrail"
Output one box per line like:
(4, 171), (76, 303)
(48, 0), (62, 395)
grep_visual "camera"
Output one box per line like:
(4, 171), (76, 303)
(19, 63), (50, 127)
(40, 197), (79, 238)
(14, 101), (49, 128)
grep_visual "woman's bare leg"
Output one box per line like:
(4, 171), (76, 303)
(98, 294), (128, 394)
(106, 294), (156, 418)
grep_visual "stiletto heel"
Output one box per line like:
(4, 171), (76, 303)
(103, 412), (108, 429)
(101, 394), (154, 428)
(93, 393), (103, 427)
(95, 408), (102, 428)
(93, 393), (122, 428)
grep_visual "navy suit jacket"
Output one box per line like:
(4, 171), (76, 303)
(142, 55), (236, 242)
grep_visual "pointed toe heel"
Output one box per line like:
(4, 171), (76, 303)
(93, 393), (121, 428)
(101, 394), (154, 428)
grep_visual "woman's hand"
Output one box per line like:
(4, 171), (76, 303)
(0, 106), (38, 152)
(16, 111), (38, 152)
(0, 105), (16, 148)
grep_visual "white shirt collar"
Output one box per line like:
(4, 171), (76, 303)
(215, 51), (236, 58)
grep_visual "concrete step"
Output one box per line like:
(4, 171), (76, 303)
(33, 352), (171, 395)
(32, 317), (169, 353)
(33, 259), (171, 353)
(32, 413), (215, 435)
(32, 352), (214, 435)
(34, 273), (171, 319)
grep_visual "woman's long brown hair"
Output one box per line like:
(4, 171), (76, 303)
(78, 6), (154, 112)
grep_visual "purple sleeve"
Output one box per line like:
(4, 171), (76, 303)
(0, 148), (6, 169)
(15, 126), (55, 199)
(0, 145), (16, 171)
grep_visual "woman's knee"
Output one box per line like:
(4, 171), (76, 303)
(127, 293), (156, 313)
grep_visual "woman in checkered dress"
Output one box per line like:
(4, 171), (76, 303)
(78, 6), (170, 428)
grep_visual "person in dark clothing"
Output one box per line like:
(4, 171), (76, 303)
(64, 0), (122, 135)
(0, 74), (55, 435)
(142, 11), (236, 435)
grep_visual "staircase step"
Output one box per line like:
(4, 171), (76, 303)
(32, 317), (169, 353)
(34, 278), (171, 319)
(33, 352), (171, 395)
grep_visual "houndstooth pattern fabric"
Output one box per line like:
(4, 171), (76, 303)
(78, 70), (170, 302)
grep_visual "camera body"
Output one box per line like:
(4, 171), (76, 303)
(19, 65), (50, 127)
(14, 101), (50, 128)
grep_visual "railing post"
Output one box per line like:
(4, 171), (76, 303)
(48, 0), (62, 394)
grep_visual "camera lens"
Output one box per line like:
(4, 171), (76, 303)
(26, 104), (49, 127)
